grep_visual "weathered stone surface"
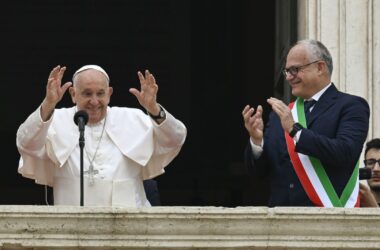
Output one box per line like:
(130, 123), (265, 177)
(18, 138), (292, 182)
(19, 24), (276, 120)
(0, 206), (379, 249)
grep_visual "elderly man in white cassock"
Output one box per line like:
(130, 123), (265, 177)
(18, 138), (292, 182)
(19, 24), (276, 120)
(16, 65), (187, 207)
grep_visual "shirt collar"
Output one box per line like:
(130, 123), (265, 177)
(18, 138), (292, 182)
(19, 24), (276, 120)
(306, 82), (332, 102)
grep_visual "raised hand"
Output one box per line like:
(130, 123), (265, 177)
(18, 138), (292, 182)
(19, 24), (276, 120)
(242, 105), (264, 146)
(359, 182), (379, 207)
(267, 97), (294, 133)
(45, 66), (72, 105)
(129, 70), (160, 115)
(41, 66), (72, 121)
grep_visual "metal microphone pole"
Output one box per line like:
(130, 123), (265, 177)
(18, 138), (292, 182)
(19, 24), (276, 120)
(79, 128), (85, 206)
(74, 110), (89, 207)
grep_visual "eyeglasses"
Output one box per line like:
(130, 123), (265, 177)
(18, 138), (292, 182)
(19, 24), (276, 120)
(282, 60), (321, 77)
(364, 158), (380, 169)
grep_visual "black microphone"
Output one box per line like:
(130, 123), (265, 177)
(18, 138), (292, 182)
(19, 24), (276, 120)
(74, 110), (89, 132)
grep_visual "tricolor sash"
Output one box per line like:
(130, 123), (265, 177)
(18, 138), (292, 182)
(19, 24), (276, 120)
(285, 98), (359, 207)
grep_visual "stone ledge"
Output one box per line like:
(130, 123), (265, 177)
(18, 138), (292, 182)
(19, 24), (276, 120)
(0, 206), (379, 249)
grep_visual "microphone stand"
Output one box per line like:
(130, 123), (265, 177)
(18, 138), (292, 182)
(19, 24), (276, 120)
(78, 120), (85, 207)
(74, 110), (89, 207)
(79, 129), (84, 206)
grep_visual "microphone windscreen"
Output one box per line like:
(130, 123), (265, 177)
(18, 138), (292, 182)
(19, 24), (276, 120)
(73, 110), (89, 126)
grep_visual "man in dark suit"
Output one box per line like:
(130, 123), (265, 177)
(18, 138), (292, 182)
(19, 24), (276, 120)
(242, 39), (369, 207)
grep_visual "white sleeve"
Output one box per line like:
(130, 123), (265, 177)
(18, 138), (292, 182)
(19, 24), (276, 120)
(16, 106), (56, 186)
(142, 108), (187, 179)
(16, 106), (53, 158)
(249, 138), (264, 160)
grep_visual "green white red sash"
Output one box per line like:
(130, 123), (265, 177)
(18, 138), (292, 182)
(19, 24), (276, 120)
(285, 98), (359, 207)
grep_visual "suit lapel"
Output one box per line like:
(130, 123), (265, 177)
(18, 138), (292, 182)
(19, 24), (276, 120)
(307, 84), (340, 127)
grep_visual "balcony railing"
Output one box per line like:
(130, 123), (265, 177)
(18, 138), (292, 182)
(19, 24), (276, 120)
(0, 205), (379, 249)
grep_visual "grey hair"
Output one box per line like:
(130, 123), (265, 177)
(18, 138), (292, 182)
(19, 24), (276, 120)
(72, 65), (110, 86)
(294, 39), (333, 77)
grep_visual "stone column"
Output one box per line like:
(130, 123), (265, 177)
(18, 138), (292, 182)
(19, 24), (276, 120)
(297, 0), (380, 139)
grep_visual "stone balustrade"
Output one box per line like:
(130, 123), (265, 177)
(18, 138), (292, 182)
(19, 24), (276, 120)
(0, 205), (379, 249)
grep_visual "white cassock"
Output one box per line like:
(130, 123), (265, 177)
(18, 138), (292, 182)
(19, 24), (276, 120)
(16, 106), (187, 207)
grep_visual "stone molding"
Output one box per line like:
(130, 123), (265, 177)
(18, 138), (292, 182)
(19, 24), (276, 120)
(0, 205), (379, 249)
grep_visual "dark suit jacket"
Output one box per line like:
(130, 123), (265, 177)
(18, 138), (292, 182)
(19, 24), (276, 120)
(143, 179), (161, 206)
(245, 84), (370, 207)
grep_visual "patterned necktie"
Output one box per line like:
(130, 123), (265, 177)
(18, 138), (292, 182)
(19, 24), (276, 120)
(304, 99), (317, 120)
